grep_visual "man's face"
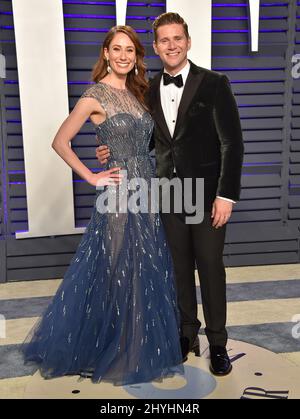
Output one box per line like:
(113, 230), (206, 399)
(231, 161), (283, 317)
(153, 23), (191, 75)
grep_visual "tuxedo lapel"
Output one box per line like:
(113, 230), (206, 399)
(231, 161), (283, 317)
(150, 71), (173, 143)
(173, 63), (206, 140)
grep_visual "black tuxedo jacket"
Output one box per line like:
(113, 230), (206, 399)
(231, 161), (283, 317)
(148, 61), (244, 208)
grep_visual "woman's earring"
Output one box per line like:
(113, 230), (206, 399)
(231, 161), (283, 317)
(106, 59), (112, 74)
(135, 64), (139, 76)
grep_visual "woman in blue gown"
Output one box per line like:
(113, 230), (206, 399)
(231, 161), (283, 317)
(22, 26), (184, 385)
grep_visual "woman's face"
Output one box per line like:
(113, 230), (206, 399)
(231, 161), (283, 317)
(104, 32), (136, 77)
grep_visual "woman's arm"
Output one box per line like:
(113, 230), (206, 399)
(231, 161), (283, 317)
(52, 98), (122, 187)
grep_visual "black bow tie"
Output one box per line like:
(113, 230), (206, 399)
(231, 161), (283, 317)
(163, 73), (184, 88)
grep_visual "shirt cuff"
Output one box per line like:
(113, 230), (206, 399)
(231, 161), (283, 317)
(216, 196), (236, 204)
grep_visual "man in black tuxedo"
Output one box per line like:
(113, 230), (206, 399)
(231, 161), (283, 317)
(96, 13), (244, 376)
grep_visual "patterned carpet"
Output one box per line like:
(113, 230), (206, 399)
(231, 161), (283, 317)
(0, 264), (300, 398)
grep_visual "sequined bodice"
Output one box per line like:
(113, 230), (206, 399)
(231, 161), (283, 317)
(81, 82), (154, 162)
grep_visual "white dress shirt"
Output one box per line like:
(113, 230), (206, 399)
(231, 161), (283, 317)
(160, 61), (190, 137)
(159, 61), (235, 204)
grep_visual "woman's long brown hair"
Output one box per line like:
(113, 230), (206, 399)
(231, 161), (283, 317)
(92, 26), (149, 109)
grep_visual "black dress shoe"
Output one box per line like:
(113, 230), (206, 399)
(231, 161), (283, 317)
(190, 336), (200, 357)
(180, 336), (190, 363)
(209, 346), (232, 376)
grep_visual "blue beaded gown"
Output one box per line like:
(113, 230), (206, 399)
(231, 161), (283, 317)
(22, 82), (184, 385)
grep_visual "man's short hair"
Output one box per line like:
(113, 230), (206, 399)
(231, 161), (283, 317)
(153, 12), (190, 42)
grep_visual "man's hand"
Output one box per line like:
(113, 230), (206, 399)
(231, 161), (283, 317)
(96, 145), (110, 166)
(211, 198), (233, 228)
